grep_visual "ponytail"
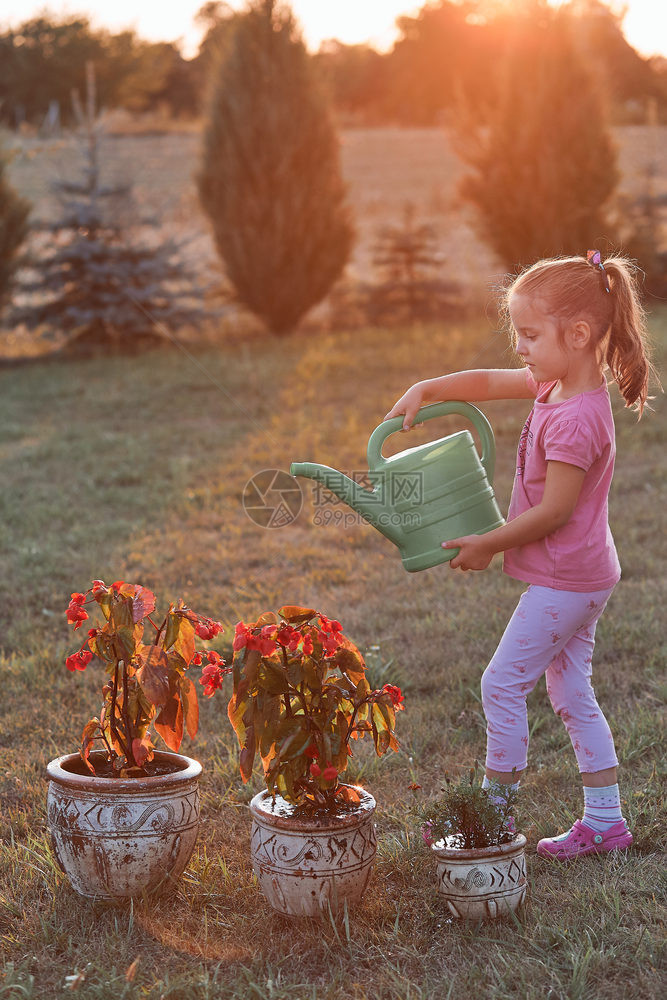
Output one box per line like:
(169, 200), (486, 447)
(603, 257), (656, 417)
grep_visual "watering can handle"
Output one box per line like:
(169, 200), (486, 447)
(367, 401), (496, 482)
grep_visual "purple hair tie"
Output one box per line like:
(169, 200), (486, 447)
(587, 249), (611, 293)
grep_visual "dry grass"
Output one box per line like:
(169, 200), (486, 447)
(0, 309), (664, 998)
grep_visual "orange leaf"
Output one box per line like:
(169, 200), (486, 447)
(277, 605), (316, 624)
(136, 645), (170, 708)
(131, 586), (156, 623)
(178, 674), (199, 741)
(154, 696), (183, 752)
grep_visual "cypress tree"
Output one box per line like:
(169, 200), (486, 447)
(198, 0), (354, 335)
(457, 4), (619, 268)
(0, 146), (30, 312)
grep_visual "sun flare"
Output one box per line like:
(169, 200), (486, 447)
(0, 1), (664, 59)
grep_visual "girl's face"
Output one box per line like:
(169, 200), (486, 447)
(509, 292), (570, 383)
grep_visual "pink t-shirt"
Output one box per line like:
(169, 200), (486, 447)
(502, 372), (621, 592)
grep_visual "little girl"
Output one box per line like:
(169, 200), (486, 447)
(384, 252), (656, 859)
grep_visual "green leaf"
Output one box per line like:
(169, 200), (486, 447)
(111, 596), (134, 629)
(286, 657), (305, 686)
(115, 624), (139, 662)
(258, 660), (289, 696)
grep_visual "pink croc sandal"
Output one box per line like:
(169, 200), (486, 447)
(537, 819), (633, 860)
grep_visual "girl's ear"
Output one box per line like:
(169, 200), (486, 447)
(569, 319), (593, 350)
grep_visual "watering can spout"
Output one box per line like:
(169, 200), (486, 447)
(289, 462), (403, 544)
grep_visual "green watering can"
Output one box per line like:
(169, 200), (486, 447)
(290, 401), (505, 573)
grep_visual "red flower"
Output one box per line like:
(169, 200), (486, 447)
(322, 765), (337, 781)
(302, 634), (314, 655)
(276, 625), (297, 647)
(201, 618), (223, 638)
(382, 684), (404, 710)
(66, 604), (89, 629)
(309, 762), (321, 778)
(257, 636), (278, 656)
(87, 628), (97, 638)
(233, 622), (251, 650)
(66, 650), (93, 672)
(195, 622), (213, 640)
(191, 652), (203, 666)
(199, 663), (228, 697)
(70, 593), (86, 605)
(111, 581), (125, 591)
(305, 744), (319, 759)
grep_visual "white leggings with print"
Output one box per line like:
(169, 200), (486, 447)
(482, 584), (619, 774)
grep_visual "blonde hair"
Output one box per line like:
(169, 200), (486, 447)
(500, 254), (658, 417)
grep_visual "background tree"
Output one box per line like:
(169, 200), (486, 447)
(0, 145), (30, 311)
(313, 41), (388, 124)
(11, 65), (209, 352)
(457, 3), (619, 268)
(381, 1), (490, 125)
(197, 0), (354, 335)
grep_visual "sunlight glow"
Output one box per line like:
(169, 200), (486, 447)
(0, 1), (664, 60)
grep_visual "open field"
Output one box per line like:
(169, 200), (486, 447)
(4, 124), (667, 315)
(0, 306), (664, 997)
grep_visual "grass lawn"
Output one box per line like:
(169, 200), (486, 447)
(0, 310), (664, 999)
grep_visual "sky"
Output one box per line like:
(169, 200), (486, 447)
(1, 1), (665, 60)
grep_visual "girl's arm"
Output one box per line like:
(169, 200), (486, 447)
(384, 369), (533, 431)
(445, 461), (586, 571)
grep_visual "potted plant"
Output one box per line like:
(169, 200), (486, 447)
(222, 605), (405, 917)
(419, 765), (527, 920)
(47, 579), (230, 901)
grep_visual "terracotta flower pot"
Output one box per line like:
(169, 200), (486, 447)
(46, 750), (202, 900)
(432, 833), (528, 919)
(249, 786), (377, 917)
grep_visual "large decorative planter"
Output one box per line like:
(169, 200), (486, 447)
(46, 750), (202, 901)
(432, 833), (528, 920)
(249, 786), (377, 917)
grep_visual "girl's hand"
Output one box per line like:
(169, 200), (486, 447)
(383, 384), (425, 431)
(443, 534), (495, 571)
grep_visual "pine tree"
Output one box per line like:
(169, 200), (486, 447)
(197, 0), (354, 335)
(367, 203), (460, 325)
(13, 64), (209, 352)
(457, 4), (619, 268)
(0, 146), (30, 312)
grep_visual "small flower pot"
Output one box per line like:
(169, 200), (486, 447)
(431, 833), (527, 919)
(249, 786), (377, 917)
(46, 750), (202, 901)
